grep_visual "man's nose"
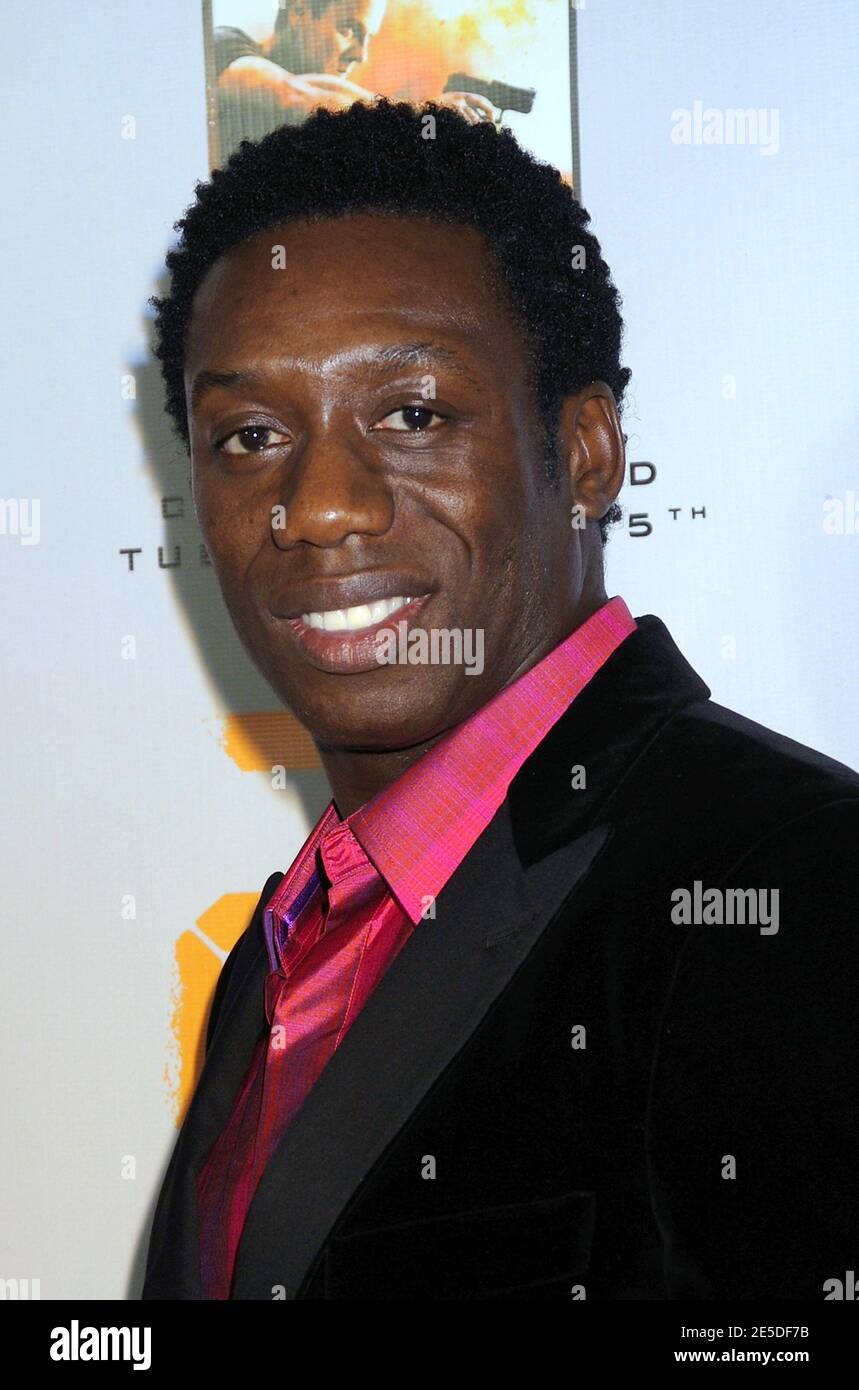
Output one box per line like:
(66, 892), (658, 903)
(270, 433), (394, 549)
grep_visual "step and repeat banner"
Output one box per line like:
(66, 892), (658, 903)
(1, 0), (856, 1299)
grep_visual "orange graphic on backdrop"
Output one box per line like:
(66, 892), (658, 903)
(165, 892), (262, 1125)
(216, 711), (322, 772)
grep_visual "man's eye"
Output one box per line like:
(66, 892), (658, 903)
(375, 406), (444, 433)
(217, 426), (289, 456)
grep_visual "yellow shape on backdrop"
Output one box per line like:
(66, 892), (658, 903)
(218, 712), (321, 772)
(165, 892), (261, 1127)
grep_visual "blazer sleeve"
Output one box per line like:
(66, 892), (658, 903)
(646, 796), (859, 1300)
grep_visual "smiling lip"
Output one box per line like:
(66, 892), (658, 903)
(281, 593), (433, 673)
(271, 570), (436, 620)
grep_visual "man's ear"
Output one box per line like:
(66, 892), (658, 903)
(556, 382), (625, 524)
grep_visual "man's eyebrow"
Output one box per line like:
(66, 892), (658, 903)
(188, 343), (483, 412)
(188, 369), (263, 413)
(372, 342), (482, 386)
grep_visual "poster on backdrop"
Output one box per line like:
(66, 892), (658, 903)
(202, 0), (581, 185)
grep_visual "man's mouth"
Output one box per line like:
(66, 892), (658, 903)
(300, 594), (418, 632)
(282, 593), (433, 674)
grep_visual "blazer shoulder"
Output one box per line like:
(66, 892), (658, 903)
(654, 695), (859, 822)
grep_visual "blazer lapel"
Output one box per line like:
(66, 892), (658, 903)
(231, 803), (612, 1298)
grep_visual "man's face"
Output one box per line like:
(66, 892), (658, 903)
(185, 213), (583, 751)
(275, 0), (385, 76)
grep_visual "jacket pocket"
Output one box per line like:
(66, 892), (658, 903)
(323, 1189), (596, 1299)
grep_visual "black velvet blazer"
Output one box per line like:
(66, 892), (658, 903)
(142, 615), (859, 1300)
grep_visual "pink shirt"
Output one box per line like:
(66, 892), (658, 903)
(197, 595), (637, 1297)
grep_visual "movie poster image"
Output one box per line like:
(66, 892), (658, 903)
(202, 0), (580, 188)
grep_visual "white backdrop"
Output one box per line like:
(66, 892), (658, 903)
(1, 0), (856, 1299)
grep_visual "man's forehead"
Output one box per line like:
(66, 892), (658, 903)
(186, 214), (511, 355)
(186, 338), (488, 411)
(204, 212), (488, 278)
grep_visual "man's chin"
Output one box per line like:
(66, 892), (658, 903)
(292, 691), (459, 757)
(310, 721), (450, 757)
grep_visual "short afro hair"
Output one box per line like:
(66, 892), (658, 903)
(150, 98), (630, 542)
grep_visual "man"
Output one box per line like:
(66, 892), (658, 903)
(143, 99), (859, 1300)
(215, 0), (495, 160)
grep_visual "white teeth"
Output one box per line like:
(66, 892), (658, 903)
(302, 595), (415, 632)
